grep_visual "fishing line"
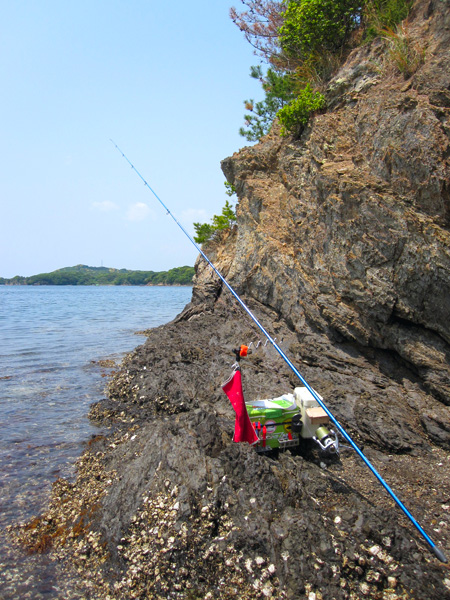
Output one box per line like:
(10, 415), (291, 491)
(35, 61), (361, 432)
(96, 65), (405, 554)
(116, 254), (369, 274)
(111, 139), (447, 563)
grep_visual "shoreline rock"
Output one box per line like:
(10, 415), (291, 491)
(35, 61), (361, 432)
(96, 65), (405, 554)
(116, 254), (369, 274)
(12, 293), (450, 599)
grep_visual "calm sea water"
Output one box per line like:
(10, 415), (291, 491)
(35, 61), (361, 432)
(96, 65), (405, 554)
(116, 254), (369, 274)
(0, 285), (192, 598)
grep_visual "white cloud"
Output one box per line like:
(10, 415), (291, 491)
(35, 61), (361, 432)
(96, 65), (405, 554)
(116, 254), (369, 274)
(92, 200), (119, 212)
(126, 202), (152, 222)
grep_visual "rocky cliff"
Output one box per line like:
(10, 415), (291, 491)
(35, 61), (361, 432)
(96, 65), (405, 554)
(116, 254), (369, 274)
(218, 0), (450, 443)
(15, 1), (450, 599)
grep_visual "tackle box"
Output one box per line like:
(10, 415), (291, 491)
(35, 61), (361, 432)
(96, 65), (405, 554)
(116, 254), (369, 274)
(245, 393), (300, 451)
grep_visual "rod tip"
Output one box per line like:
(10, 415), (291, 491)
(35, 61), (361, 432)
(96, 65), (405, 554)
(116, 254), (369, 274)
(432, 545), (448, 563)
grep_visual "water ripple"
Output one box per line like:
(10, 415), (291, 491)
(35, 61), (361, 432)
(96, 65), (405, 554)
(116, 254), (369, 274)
(0, 285), (192, 598)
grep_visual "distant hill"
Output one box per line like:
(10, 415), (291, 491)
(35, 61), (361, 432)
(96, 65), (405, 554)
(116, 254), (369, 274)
(0, 264), (195, 286)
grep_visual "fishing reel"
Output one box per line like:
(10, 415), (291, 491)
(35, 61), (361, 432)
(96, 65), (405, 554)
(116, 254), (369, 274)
(313, 426), (339, 454)
(293, 387), (340, 455)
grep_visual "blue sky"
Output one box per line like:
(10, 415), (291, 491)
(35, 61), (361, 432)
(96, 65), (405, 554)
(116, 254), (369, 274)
(0, 1), (262, 278)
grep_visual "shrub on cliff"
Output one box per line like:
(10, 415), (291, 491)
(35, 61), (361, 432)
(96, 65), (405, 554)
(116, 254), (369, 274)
(239, 66), (297, 141)
(279, 0), (363, 61)
(234, 0), (363, 140)
(364, 0), (414, 40)
(193, 199), (236, 244)
(277, 84), (326, 135)
(233, 0), (415, 140)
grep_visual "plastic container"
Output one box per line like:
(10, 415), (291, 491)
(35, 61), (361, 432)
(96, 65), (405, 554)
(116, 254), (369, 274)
(245, 394), (300, 451)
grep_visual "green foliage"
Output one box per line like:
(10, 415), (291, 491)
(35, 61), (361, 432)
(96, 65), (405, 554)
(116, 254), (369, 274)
(224, 181), (236, 197)
(0, 265), (195, 286)
(279, 0), (363, 60)
(192, 222), (216, 245)
(234, 0), (414, 142)
(212, 200), (236, 229)
(193, 200), (236, 245)
(277, 84), (326, 135)
(240, 66), (297, 141)
(364, 0), (414, 40)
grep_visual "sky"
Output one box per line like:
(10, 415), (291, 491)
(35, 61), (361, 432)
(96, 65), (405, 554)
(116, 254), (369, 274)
(0, 1), (263, 278)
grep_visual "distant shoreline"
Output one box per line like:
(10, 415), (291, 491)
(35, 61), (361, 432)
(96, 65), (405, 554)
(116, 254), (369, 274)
(0, 264), (195, 287)
(0, 283), (193, 287)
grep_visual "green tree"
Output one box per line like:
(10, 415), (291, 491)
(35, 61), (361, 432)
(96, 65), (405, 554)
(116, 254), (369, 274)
(212, 200), (236, 229)
(233, 0), (415, 142)
(279, 0), (363, 62)
(240, 66), (297, 141)
(193, 222), (216, 245)
(224, 181), (237, 196)
(193, 200), (236, 245)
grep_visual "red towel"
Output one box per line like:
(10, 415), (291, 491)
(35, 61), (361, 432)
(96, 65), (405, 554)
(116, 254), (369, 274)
(222, 369), (259, 445)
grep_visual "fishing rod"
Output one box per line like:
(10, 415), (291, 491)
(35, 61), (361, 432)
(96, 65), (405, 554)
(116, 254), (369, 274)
(111, 139), (447, 563)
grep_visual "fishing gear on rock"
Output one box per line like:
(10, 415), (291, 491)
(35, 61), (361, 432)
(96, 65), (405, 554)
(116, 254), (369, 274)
(226, 345), (339, 454)
(111, 140), (448, 563)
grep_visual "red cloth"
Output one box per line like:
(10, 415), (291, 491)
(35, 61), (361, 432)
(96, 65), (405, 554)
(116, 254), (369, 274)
(222, 370), (259, 445)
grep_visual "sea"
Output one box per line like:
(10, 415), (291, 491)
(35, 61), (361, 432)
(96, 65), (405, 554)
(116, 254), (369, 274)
(0, 284), (192, 599)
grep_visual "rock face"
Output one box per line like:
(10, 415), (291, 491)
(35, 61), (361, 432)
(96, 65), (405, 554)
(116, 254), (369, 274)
(16, 2), (450, 599)
(218, 0), (450, 437)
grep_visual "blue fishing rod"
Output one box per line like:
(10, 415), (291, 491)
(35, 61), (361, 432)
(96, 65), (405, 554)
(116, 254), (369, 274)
(111, 140), (447, 563)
